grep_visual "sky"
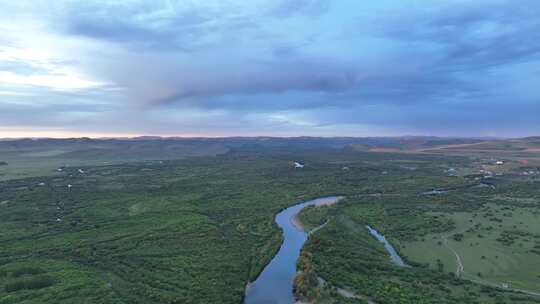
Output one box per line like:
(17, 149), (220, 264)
(0, 0), (539, 138)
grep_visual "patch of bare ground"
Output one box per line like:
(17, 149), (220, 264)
(337, 288), (377, 304)
(368, 148), (404, 153)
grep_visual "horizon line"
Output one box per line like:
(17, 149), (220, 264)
(0, 135), (528, 141)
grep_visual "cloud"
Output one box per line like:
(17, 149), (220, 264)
(368, 0), (540, 69)
(0, 0), (539, 137)
(270, 0), (331, 18)
(149, 59), (360, 104)
(64, 4), (211, 51)
(60, 1), (264, 53)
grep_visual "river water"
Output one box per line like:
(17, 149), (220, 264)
(244, 196), (343, 304)
(244, 196), (407, 304)
(366, 225), (408, 267)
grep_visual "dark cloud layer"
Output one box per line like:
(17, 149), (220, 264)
(377, 1), (540, 68)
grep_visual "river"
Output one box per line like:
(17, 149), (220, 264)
(244, 196), (407, 304)
(366, 226), (408, 267)
(244, 196), (343, 304)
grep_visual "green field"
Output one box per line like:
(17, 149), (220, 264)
(297, 197), (540, 304)
(0, 138), (229, 181)
(401, 204), (540, 291)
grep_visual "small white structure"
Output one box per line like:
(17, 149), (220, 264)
(67, 184), (73, 189)
(38, 182), (46, 186)
(294, 162), (304, 168)
(342, 166), (349, 170)
(496, 161), (504, 165)
(446, 168), (457, 176)
(78, 169), (85, 174)
(56, 218), (62, 222)
(57, 168), (63, 172)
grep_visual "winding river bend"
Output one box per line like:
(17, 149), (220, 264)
(244, 196), (343, 304)
(244, 196), (407, 304)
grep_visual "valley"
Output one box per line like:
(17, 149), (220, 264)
(0, 137), (539, 304)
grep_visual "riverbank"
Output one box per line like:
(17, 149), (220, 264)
(291, 196), (344, 231)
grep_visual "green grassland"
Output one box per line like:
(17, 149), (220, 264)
(1, 138), (539, 303)
(0, 138), (229, 181)
(423, 138), (540, 165)
(297, 200), (540, 304)
(401, 203), (540, 291)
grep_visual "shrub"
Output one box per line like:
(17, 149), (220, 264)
(25, 275), (55, 290)
(4, 280), (25, 292)
(4, 275), (55, 292)
(452, 233), (464, 241)
(12, 267), (45, 277)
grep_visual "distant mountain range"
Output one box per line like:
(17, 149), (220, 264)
(1, 136), (538, 157)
